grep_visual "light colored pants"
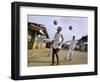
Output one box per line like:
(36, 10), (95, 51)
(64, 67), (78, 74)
(65, 48), (74, 59)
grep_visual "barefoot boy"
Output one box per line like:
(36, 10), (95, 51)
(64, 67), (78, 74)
(64, 35), (77, 61)
(51, 27), (64, 65)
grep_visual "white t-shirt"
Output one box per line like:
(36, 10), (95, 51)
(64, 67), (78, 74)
(69, 40), (77, 50)
(53, 33), (62, 49)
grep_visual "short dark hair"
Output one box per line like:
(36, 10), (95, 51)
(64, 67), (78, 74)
(57, 26), (62, 30)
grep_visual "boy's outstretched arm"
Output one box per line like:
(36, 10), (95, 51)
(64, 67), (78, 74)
(61, 34), (64, 43)
(58, 35), (64, 45)
(52, 40), (54, 44)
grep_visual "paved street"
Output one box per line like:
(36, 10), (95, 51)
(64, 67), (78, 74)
(28, 48), (87, 66)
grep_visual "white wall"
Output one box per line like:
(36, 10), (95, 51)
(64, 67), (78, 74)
(0, 0), (99, 82)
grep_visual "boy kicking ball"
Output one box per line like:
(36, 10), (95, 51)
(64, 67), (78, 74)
(64, 35), (77, 61)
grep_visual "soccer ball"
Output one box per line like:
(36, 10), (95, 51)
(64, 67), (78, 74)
(69, 26), (73, 30)
(53, 20), (57, 25)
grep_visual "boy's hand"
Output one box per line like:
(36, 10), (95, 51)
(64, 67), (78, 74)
(58, 42), (61, 46)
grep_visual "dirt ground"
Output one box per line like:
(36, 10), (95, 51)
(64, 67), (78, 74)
(28, 48), (87, 66)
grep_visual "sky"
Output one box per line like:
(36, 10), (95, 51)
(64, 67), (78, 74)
(28, 15), (88, 42)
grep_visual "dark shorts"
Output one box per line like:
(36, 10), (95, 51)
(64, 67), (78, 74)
(53, 48), (60, 54)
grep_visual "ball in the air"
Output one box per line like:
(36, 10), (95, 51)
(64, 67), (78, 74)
(69, 26), (73, 30)
(53, 20), (57, 25)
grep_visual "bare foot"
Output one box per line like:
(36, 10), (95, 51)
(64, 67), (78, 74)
(56, 63), (60, 65)
(51, 63), (54, 65)
(64, 57), (67, 60)
(67, 59), (72, 61)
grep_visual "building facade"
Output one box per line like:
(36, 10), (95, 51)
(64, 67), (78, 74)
(28, 22), (49, 49)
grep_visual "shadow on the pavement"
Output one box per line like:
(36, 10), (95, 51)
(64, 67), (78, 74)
(28, 60), (51, 63)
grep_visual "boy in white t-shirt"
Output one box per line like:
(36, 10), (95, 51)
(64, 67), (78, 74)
(64, 35), (77, 61)
(51, 27), (64, 65)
